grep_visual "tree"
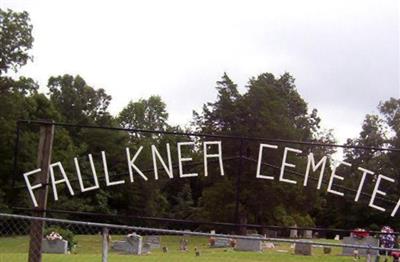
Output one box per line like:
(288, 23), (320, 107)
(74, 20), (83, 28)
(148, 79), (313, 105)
(117, 96), (188, 219)
(194, 72), (332, 229)
(193, 73), (241, 134)
(327, 99), (400, 230)
(48, 74), (112, 125)
(118, 95), (169, 131)
(0, 9), (34, 75)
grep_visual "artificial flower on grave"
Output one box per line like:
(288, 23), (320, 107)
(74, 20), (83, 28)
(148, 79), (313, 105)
(351, 228), (369, 239)
(46, 231), (63, 241)
(380, 226), (396, 249)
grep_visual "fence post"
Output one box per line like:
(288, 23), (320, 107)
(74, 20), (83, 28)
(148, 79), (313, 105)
(234, 139), (245, 234)
(102, 227), (109, 262)
(28, 121), (54, 262)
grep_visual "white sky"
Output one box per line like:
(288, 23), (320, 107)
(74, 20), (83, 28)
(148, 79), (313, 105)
(1, 0), (399, 146)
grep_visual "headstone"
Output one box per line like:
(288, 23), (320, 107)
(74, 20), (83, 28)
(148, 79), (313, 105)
(294, 241), (312, 256)
(290, 225), (298, 238)
(342, 236), (379, 257)
(127, 233), (143, 254)
(141, 243), (151, 254)
(162, 246), (168, 253)
(210, 230), (216, 235)
(353, 249), (360, 259)
(265, 230), (278, 238)
(303, 230), (313, 239)
(334, 235), (340, 240)
(234, 238), (262, 252)
(112, 233), (143, 255)
(180, 238), (188, 251)
(210, 237), (231, 248)
(183, 230), (191, 237)
(144, 235), (161, 249)
(42, 239), (68, 254)
(264, 242), (275, 249)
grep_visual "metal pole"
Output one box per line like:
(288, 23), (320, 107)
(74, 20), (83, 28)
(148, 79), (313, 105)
(11, 121), (21, 189)
(102, 227), (109, 262)
(234, 139), (244, 234)
(28, 121), (54, 262)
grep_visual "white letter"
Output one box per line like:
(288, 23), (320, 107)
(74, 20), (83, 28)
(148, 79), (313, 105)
(369, 174), (394, 212)
(126, 147), (148, 182)
(327, 161), (351, 197)
(203, 141), (224, 177)
(23, 168), (42, 207)
(152, 144), (173, 180)
(256, 144), (278, 180)
(178, 142), (198, 178)
(304, 153), (327, 189)
(74, 154), (100, 192)
(279, 147), (302, 184)
(354, 167), (374, 202)
(391, 197), (400, 217)
(102, 151), (125, 186)
(49, 162), (75, 201)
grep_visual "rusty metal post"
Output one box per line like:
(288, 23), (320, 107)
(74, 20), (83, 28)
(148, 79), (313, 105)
(28, 121), (54, 262)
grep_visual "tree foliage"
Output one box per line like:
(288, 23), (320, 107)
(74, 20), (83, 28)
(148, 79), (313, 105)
(0, 9), (33, 75)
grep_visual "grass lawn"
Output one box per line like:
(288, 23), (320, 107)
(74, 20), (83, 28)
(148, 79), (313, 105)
(0, 235), (384, 261)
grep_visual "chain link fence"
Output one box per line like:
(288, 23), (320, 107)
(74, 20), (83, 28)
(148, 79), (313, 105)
(1, 212), (400, 261)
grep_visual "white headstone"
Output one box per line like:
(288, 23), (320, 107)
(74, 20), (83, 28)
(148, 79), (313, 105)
(294, 241), (312, 256)
(264, 242), (275, 249)
(111, 233), (143, 255)
(42, 239), (68, 254)
(234, 238), (262, 252)
(342, 236), (379, 257)
(144, 235), (161, 249)
(303, 230), (313, 239)
(290, 225), (298, 238)
(210, 237), (231, 248)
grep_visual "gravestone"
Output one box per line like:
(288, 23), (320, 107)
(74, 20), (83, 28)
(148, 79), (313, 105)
(290, 225), (298, 238)
(42, 239), (68, 254)
(144, 235), (161, 249)
(180, 238), (188, 251)
(234, 238), (262, 252)
(303, 230), (313, 239)
(294, 241), (312, 256)
(264, 242), (275, 249)
(342, 236), (379, 257)
(112, 233), (143, 255)
(210, 237), (231, 248)
(265, 230), (278, 238)
(334, 235), (340, 240)
(183, 230), (191, 237)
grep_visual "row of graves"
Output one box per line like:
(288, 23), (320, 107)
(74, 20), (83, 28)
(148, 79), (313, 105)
(41, 225), (399, 261)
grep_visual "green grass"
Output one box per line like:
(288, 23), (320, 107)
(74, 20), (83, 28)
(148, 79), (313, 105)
(0, 235), (384, 261)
